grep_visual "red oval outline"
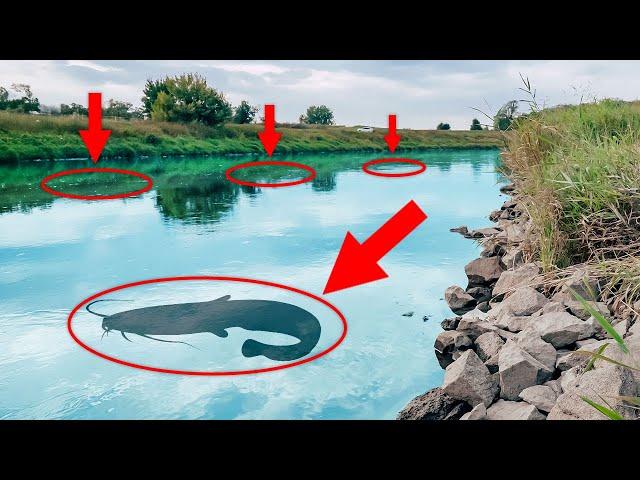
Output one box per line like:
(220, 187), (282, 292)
(225, 161), (316, 188)
(362, 158), (427, 178)
(40, 168), (153, 200)
(67, 276), (347, 376)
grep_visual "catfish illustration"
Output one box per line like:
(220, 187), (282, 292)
(86, 295), (321, 362)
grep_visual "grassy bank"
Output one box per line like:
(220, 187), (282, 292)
(0, 111), (504, 162)
(503, 99), (640, 308)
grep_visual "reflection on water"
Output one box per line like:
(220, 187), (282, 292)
(0, 149), (504, 419)
(91, 295), (321, 362)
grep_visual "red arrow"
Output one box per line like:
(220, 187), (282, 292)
(79, 92), (111, 163)
(323, 200), (427, 294)
(384, 114), (401, 153)
(258, 104), (282, 157)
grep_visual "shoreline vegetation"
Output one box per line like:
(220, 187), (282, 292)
(399, 98), (640, 420)
(0, 111), (504, 162)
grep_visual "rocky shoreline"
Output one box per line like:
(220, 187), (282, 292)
(398, 184), (640, 420)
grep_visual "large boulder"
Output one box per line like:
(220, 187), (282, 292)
(457, 317), (498, 339)
(465, 256), (504, 287)
(467, 286), (493, 303)
(514, 330), (557, 371)
(494, 315), (535, 333)
(486, 400), (546, 420)
(498, 340), (554, 400)
(531, 311), (594, 348)
(434, 330), (473, 369)
(442, 350), (499, 407)
(475, 331), (505, 362)
(490, 286), (549, 321)
(547, 366), (638, 420)
(397, 387), (470, 420)
(460, 403), (487, 420)
(519, 385), (558, 413)
(493, 263), (541, 298)
(551, 269), (600, 304)
(445, 285), (476, 315)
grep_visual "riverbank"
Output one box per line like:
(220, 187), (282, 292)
(398, 99), (640, 420)
(0, 111), (504, 162)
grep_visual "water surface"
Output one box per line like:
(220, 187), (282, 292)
(0, 150), (504, 419)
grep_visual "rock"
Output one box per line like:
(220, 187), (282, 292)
(501, 248), (525, 270)
(397, 387), (469, 420)
(556, 349), (587, 371)
(461, 307), (488, 320)
(559, 367), (582, 393)
(486, 400), (546, 420)
(553, 269), (600, 304)
(441, 317), (460, 331)
(519, 385), (558, 413)
(485, 354), (499, 374)
(442, 350), (499, 407)
(498, 340), (554, 400)
(544, 379), (563, 396)
(500, 183), (515, 194)
(548, 366), (638, 420)
(614, 319), (629, 338)
(475, 331), (505, 362)
(493, 286), (549, 319)
(564, 300), (611, 322)
(532, 301), (566, 317)
(489, 209), (502, 222)
(457, 317), (498, 339)
(493, 263), (541, 298)
(465, 257), (504, 287)
(494, 314), (535, 333)
(402, 311), (414, 317)
(466, 286), (492, 303)
(450, 225), (469, 236)
(503, 222), (527, 243)
(443, 402), (472, 420)
(502, 199), (517, 210)
(627, 320), (640, 338)
(460, 403), (487, 420)
(445, 285), (476, 315)
(531, 312), (594, 348)
(434, 330), (473, 369)
(515, 330), (557, 371)
(575, 338), (599, 348)
(477, 301), (490, 313)
(468, 227), (502, 239)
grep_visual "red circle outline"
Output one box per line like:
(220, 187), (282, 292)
(40, 168), (153, 200)
(67, 276), (348, 376)
(225, 161), (316, 188)
(362, 158), (427, 177)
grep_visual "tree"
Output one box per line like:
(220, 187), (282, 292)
(470, 118), (483, 130)
(0, 84), (40, 113)
(301, 105), (334, 125)
(493, 100), (519, 131)
(141, 79), (169, 116)
(437, 122), (451, 130)
(104, 99), (135, 119)
(232, 100), (258, 124)
(60, 103), (88, 115)
(144, 74), (232, 126)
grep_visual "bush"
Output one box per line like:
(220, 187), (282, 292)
(437, 123), (451, 130)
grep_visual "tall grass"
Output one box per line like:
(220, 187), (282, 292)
(503, 99), (640, 309)
(0, 111), (504, 162)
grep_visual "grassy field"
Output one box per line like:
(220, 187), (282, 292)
(0, 111), (504, 162)
(503, 98), (640, 308)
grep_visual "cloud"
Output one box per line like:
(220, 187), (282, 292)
(66, 60), (123, 73)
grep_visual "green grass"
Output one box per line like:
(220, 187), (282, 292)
(0, 111), (504, 162)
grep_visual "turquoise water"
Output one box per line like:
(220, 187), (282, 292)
(0, 150), (504, 419)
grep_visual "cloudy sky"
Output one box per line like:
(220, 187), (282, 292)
(1, 60), (639, 129)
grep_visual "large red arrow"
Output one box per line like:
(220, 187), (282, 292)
(79, 92), (111, 163)
(258, 104), (282, 157)
(384, 114), (401, 153)
(323, 200), (427, 294)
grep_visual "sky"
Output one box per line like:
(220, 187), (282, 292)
(1, 60), (639, 130)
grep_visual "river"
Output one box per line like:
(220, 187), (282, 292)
(0, 149), (504, 419)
